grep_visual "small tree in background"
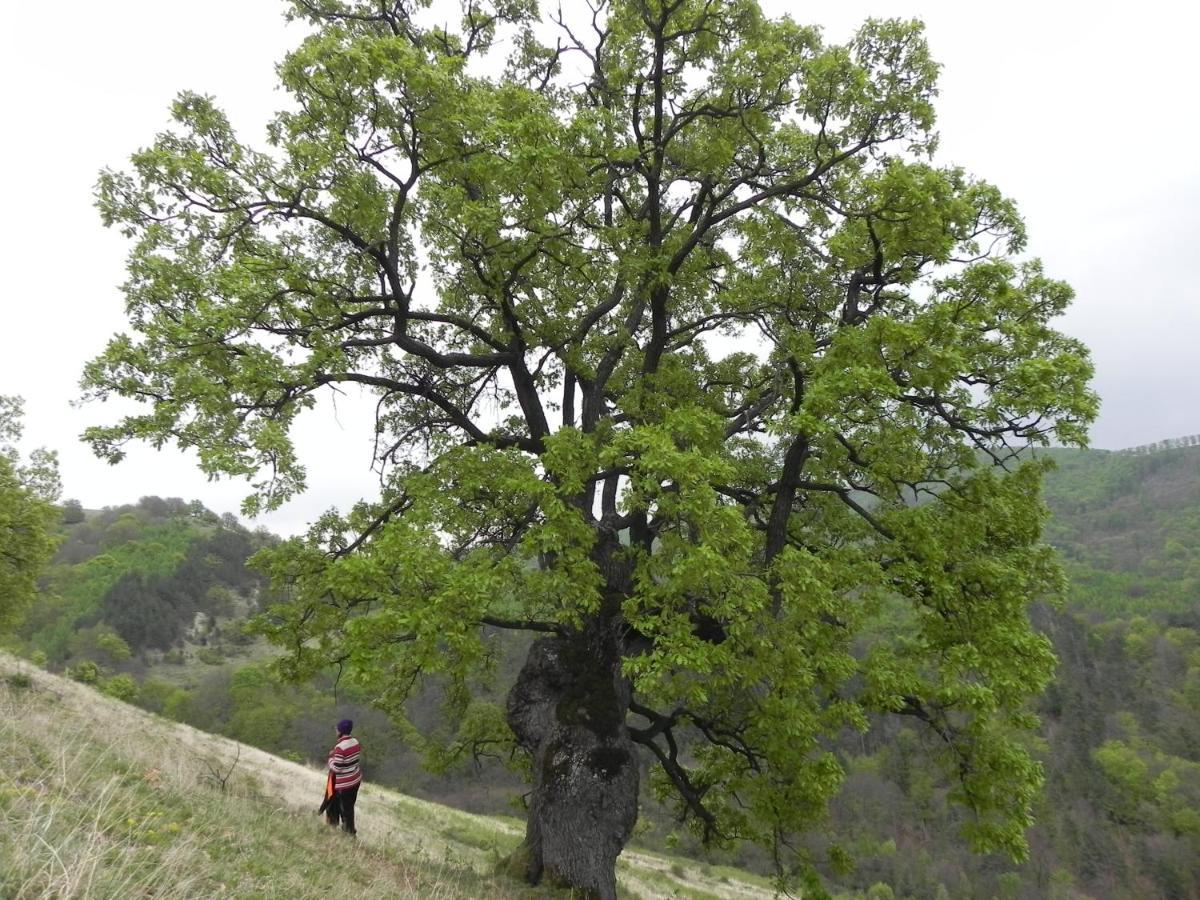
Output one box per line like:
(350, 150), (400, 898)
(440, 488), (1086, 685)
(84, 0), (1096, 894)
(61, 498), (85, 525)
(0, 395), (60, 632)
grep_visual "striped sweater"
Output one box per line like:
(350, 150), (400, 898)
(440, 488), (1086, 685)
(328, 735), (363, 791)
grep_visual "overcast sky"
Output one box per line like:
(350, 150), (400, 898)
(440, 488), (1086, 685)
(1, 0), (1196, 535)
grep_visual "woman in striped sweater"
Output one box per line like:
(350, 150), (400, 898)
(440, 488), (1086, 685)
(324, 719), (363, 835)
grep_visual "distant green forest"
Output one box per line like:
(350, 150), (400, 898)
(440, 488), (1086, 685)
(1039, 445), (1200, 617)
(20, 498), (273, 666)
(5, 444), (1200, 899)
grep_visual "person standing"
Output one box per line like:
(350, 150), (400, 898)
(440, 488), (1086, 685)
(325, 718), (362, 835)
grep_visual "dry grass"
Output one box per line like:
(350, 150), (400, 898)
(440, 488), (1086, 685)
(0, 654), (777, 899)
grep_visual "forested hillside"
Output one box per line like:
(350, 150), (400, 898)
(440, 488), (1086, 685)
(804, 445), (1200, 898)
(15, 498), (273, 672)
(5, 445), (1200, 898)
(1042, 445), (1200, 616)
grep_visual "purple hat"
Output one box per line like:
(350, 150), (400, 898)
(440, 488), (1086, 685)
(337, 719), (353, 735)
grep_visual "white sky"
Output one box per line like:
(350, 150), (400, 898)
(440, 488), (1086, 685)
(1, 0), (1196, 535)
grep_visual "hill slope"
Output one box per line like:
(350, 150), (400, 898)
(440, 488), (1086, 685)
(1039, 444), (1200, 616)
(8, 449), (1199, 898)
(0, 651), (773, 900)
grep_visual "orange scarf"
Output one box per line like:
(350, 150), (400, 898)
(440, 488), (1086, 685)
(318, 770), (336, 815)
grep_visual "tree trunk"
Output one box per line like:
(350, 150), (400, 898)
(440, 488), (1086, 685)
(505, 620), (639, 899)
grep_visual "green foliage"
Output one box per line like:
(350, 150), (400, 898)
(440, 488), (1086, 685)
(61, 499), (85, 525)
(66, 624), (133, 667)
(0, 396), (60, 632)
(95, 628), (133, 662)
(101, 673), (139, 702)
(137, 678), (187, 715)
(84, 0), (1095, 889)
(69, 660), (101, 684)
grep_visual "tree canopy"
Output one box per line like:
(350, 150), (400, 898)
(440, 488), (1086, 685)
(0, 396), (60, 631)
(84, 0), (1096, 894)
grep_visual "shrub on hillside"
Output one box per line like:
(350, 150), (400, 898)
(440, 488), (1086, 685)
(69, 660), (100, 684)
(101, 673), (138, 702)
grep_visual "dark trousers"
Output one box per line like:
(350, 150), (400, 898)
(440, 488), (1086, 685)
(325, 785), (358, 834)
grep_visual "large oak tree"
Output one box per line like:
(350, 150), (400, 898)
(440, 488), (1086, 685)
(85, 0), (1095, 894)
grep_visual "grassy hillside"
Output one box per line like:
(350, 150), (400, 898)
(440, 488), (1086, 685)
(0, 651), (774, 900)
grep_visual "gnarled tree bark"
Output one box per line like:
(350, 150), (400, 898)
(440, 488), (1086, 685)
(505, 620), (639, 900)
